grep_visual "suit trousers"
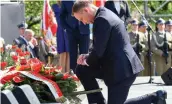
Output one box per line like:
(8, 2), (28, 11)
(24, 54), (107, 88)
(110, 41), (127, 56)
(76, 65), (155, 104)
(67, 31), (89, 73)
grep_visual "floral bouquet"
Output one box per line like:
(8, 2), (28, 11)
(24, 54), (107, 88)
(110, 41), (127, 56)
(0, 44), (102, 103)
(0, 45), (80, 103)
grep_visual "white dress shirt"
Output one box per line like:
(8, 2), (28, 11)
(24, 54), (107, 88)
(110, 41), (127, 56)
(113, 1), (120, 14)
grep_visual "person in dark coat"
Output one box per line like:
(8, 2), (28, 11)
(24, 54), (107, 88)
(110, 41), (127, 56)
(23, 29), (37, 58)
(60, 1), (90, 73)
(13, 21), (28, 48)
(72, 1), (167, 104)
(104, 0), (131, 29)
(52, 1), (70, 72)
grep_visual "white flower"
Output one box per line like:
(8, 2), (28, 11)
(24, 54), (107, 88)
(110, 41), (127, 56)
(10, 52), (17, 56)
(5, 44), (12, 50)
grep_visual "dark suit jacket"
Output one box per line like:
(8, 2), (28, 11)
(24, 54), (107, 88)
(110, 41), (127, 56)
(14, 36), (37, 58)
(104, 1), (130, 26)
(60, 1), (90, 35)
(13, 36), (27, 48)
(86, 7), (143, 84)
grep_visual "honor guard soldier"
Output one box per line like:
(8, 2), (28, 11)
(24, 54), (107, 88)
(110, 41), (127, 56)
(165, 19), (172, 66)
(128, 19), (139, 46)
(13, 21), (28, 48)
(137, 20), (150, 76)
(151, 18), (172, 75)
(129, 19), (147, 52)
(165, 19), (172, 34)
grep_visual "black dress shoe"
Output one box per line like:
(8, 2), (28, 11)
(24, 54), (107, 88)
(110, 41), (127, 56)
(155, 90), (167, 104)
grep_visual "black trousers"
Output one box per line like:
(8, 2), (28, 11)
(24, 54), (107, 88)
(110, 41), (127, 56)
(67, 31), (89, 73)
(76, 65), (154, 104)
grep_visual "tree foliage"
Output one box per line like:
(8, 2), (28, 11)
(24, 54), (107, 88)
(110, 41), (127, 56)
(128, 1), (172, 20)
(128, 1), (172, 30)
(24, 1), (56, 36)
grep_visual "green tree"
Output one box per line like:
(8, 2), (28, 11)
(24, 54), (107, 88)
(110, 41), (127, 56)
(24, 1), (56, 36)
(128, 1), (171, 31)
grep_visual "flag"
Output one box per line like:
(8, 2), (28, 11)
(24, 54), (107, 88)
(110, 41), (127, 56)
(93, 0), (106, 7)
(42, 0), (57, 36)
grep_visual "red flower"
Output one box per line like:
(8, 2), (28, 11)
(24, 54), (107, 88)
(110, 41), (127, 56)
(0, 72), (20, 84)
(20, 59), (27, 65)
(1, 79), (8, 84)
(12, 55), (18, 62)
(18, 52), (25, 57)
(44, 68), (56, 74)
(31, 63), (42, 73)
(45, 75), (55, 80)
(18, 65), (30, 71)
(8, 66), (16, 72)
(0, 62), (7, 70)
(62, 73), (70, 80)
(24, 51), (30, 56)
(44, 70), (50, 74)
(16, 48), (22, 53)
(13, 76), (24, 83)
(28, 58), (43, 65)
(12, 45), (17, 49)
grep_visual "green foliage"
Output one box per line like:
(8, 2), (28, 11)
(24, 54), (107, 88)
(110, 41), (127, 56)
(127, 1), (171, 31)
(1, 49), (15, 67)
(24, 1), (57, 36)
(128, 1), (172, 20)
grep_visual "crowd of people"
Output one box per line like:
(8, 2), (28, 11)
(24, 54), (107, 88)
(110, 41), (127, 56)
(129, 18), (172, 76)
(0, 21), (58, 66)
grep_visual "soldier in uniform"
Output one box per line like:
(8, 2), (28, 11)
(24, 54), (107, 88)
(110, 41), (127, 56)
(138, 20), (149, 50)
(129, 19), (147, 52)
(151, 18), (172, 76)
(13, 21), (28, 48)
(128, 19), (148, 76)
(165, 19), (172, 66)
(128, 19), (139, 46)
(165, 19), (172, 34)
(137, 20), (149, 76)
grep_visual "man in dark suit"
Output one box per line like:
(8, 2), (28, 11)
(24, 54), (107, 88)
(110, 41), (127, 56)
(72, 1), (167, 104)
(13, 22), (28, 48)
(60, 1), (90, 73)
(104, 0), (131, 29)
(15, 29), (37, 58)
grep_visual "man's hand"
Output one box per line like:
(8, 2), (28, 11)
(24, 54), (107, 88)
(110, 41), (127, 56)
(77, 54), (89, 66)
(31, 38), (38, 46)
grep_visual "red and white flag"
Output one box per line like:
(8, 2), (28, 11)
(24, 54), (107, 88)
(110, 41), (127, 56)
(42, 0), (57, 36)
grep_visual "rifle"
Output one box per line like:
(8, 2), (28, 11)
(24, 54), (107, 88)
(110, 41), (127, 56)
(163, 33), (169, 64)
(135, 34), (141, 59)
